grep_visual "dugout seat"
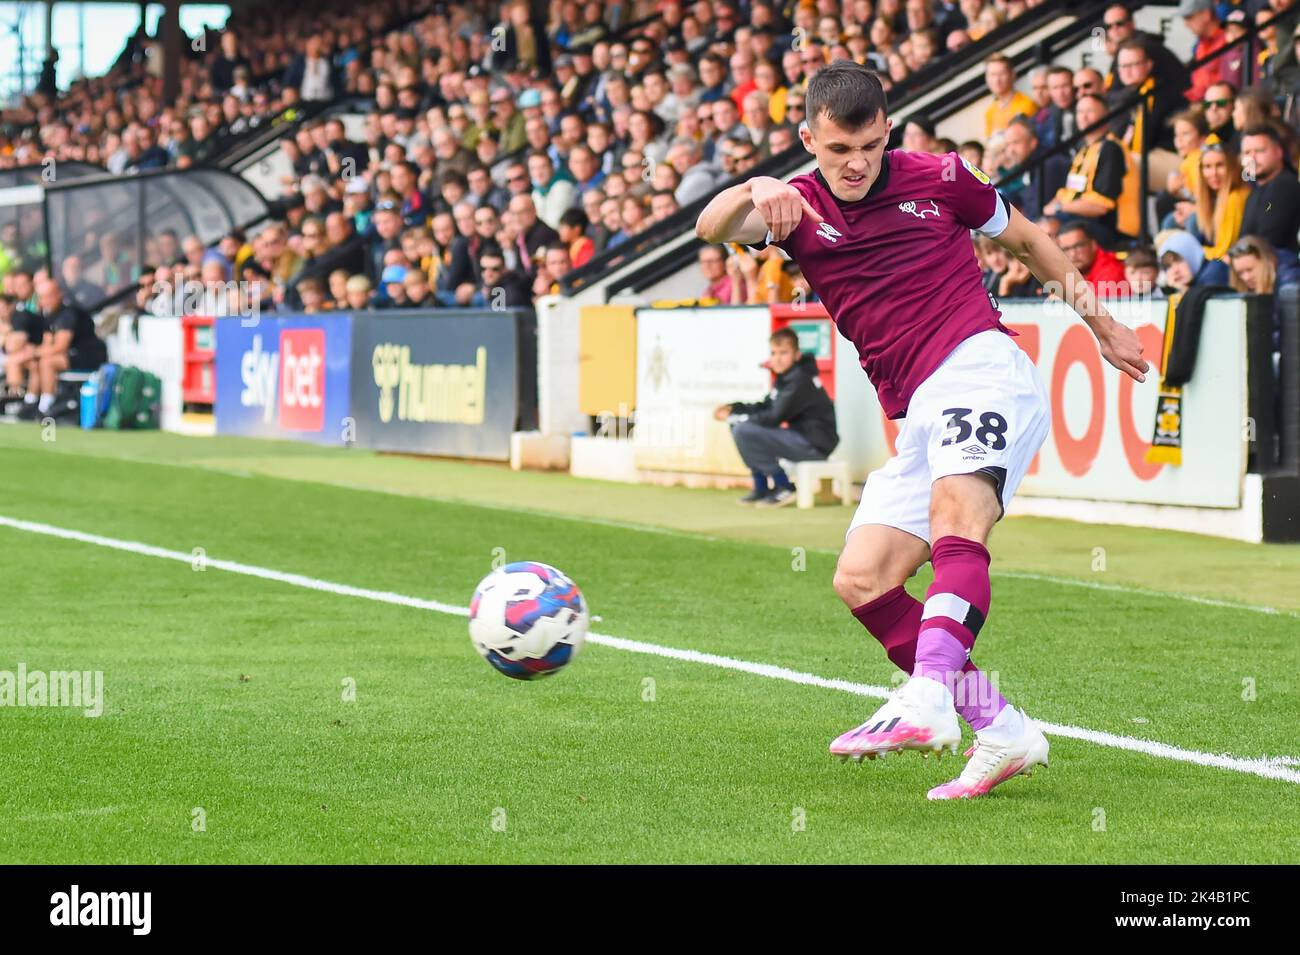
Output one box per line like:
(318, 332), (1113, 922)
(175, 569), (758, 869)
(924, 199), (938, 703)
(779, 458), (854, 509)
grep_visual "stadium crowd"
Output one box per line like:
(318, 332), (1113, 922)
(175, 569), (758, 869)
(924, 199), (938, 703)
(0, 0), (1298, 409)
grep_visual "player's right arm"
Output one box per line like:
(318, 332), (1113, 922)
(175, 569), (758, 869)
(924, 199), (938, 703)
(695, 176), (823, 246)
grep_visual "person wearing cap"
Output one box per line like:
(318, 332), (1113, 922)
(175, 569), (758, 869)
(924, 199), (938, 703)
(1158, 229), (1229, 292)
(364, 196), (406, 285)
(377, 264), (410, 309)
(518, 88), (543, 114)
(1181, 0), (1229, 103)
(1221, 10), (1255, 88)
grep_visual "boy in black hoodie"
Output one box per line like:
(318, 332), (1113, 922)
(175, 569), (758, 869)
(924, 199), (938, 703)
(714, 327), (840, 506)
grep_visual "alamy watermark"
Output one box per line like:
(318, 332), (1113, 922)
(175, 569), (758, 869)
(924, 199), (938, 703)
(0, 663), (103, 717)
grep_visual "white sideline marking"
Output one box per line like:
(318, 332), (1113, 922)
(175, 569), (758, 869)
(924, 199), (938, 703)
(32, 446), (1297, 619)
(2, 513), (1298, 787)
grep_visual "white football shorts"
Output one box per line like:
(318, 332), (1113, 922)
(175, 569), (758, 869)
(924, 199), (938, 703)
(848, 328), (1051, 545)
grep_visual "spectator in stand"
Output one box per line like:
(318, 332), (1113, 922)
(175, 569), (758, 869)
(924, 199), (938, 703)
(508, 193), (559, 278)
(344, 274), (373, 311)
(1232, 89), (1275, 148)
(471, 244), (531, 309)
(298, 276), (328, 313)
(528, 151), (576, 232)
(1111, 37), (1183, 185)
(1102, 3), (1189, 94)
(1000, 115), (1070, 221)
(328, 269), (350, 311)
(1222, 11), (1255, 89)
(1193, 139), (1250, 261)
(901, 114), (939, 153)
(1201, 81), (1239, 147)
(1159, 229), (1229, 291)
(982, 54), (1037, 139)
(1239, 124), (1300, 260)
(1046, 94), (1138, 246)
(1159, 109), (1209, 230)
(558, 209), (595, 269)
(1038, 65), (1076, 147)
(1057, 221), (1129, 297)
(1073, 67), (1106, 100)
(283, 32), (336, 103)
(1181, 0), (1229, 104)
(1227, 235), (1282, 294)
(698, 245), (735, 303)
(1124, 246), (1161, 297)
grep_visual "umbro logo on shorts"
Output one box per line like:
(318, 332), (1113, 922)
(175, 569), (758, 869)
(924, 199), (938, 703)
(815, 222), (842, 243)
(961, 444), (986, 456)
(898, 200), (940, 219)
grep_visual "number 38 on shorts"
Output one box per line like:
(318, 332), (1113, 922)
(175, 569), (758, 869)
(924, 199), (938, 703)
(939, 407), (1009, 452)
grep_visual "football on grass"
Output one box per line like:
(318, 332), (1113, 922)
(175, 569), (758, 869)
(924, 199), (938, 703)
(469, 562), (588, 680)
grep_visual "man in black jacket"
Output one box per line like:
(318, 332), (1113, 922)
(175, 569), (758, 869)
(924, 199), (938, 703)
(714, 328), (839, 507)
(1240, 124), (1300, 259)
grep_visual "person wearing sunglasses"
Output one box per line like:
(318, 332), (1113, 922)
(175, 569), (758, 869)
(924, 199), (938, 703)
(1201, 81), (1238, 146)
(1101, 3), (1189, 93)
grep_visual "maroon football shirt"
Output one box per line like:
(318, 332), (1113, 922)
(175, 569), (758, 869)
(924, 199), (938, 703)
(754, 150), (1014, 419)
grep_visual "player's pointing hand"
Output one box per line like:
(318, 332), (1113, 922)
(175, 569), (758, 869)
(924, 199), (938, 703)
(751, 176), (823, 242)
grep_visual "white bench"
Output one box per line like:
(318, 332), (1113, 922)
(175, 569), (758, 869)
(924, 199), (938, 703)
(779, 458), (854, 509)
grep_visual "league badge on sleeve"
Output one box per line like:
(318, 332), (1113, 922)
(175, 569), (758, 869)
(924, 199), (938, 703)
(961, 157), (992, 185)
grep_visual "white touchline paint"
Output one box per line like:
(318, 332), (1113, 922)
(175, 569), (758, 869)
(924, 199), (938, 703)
(37, 447), (1298, 618)
(2, 513), (1298, 787)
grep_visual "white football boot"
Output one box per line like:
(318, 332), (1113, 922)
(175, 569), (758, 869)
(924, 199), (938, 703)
(830, 675), (962, 761)
(927, 705), (1049, 799)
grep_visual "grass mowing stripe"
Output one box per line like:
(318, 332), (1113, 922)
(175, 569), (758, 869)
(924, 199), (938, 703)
(4, 512), (1298, 788)
(14, 436), (1295, 620)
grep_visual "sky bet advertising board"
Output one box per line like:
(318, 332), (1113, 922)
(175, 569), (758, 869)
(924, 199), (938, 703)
(215, 314), (353, 445)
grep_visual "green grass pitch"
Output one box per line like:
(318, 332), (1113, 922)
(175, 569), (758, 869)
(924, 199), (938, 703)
(0, 425), (1297, 863)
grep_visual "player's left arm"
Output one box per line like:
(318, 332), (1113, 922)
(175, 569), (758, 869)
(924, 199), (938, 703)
(990, 204), (1149, 383)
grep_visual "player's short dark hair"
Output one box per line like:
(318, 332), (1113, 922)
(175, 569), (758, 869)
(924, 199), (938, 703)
(1125, 246), (1157, 270)
(804, 60), (888, 131)
(770, 327), (800, 350)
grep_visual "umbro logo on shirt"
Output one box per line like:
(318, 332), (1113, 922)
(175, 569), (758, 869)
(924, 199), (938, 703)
(898, 200), (941, 219)
(815, 222), (842, 243)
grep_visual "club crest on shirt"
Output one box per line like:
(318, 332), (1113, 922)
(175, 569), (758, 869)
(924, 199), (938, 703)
(961, 157), (992, 184)
(815, 221), (842, 243)
(898, 200), (940, 219)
